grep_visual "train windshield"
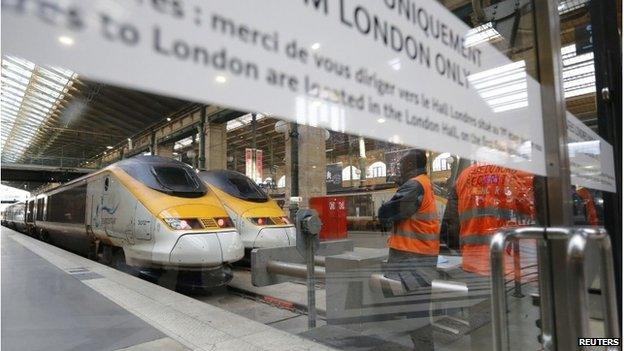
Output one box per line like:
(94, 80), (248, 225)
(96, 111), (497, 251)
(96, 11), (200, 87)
(153, 166), (197, 188)
(199, 170), (268, 202)
(118, 156), (206, 197)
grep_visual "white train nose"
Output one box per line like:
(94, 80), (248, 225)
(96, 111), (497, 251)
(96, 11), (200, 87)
(252, 226), (296, 248)
(170, 230), (243, 266)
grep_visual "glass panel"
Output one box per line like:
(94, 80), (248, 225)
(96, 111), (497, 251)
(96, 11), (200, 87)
(3, 1), (617, 350)
(561, 0), (613, 341)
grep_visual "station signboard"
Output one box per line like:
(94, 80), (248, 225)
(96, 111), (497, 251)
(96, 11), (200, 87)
(567, 113), (616, 192)
(0, 0), (615, 191)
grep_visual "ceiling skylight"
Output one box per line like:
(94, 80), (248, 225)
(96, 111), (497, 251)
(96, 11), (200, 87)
(1, 55), (76, 163)
(561, 44), (595, 98)
(226, 113), (266, 131)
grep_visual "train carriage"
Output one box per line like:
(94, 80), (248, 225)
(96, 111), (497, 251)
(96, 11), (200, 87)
(4, 156), (245, 287)
(3, 202), (26, 232)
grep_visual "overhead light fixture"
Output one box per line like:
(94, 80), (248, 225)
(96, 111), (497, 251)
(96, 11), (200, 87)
(58, 36), (74, 46)
(215, 75), (227, 83)
(377, 118), (386, 123)
(468, 60), (528, 113)
(106, 145), (113, 149)
(166, 117), (172, 122)
(311, 42), (321, 50)
(127, 138), (132, 142)
(388, 58), (401, 71)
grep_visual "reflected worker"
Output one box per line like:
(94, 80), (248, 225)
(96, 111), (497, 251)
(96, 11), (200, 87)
(442, 163), (534, 277)
(378, 150), (440, 350)
(441, 163), (535, 340)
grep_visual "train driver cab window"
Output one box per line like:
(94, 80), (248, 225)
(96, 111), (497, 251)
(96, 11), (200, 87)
(104, 177), (109, 191)
(200, 171), (268, 203)
(152, 166), (197, 189)
(117, 156), (206, 197)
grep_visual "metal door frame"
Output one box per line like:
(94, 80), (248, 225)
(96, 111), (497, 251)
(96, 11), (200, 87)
(531, 1), (576, 350)
(500, 1), (622, 349)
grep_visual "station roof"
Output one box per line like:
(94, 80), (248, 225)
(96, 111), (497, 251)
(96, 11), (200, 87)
(1, 55), (191, 168)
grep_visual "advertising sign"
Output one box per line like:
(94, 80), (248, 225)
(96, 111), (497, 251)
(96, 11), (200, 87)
(326, 163), (343, 192)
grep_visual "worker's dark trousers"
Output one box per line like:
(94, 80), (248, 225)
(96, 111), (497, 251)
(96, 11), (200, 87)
(385, 248), (438, 350)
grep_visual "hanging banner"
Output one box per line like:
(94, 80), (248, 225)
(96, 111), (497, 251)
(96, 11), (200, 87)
(245, 148), (253, 180)
(566, 113), (616, 192)
(255, 149), (263, 183)
(245, 148), (262, 183)
(3, 0), (560, 175)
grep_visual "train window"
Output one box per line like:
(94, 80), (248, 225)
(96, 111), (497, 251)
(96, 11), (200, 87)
(199, 170), (268, 202)
(36, 198), (44, 221)
(47, 185), (87, 224)
(26, 201), (34, 222)
(104, 177), (109, 191)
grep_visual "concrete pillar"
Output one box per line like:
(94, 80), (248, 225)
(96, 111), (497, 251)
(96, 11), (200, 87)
(204, 122), (227, 170)
(155, 142), (175, 158)
(285, 124), (327, 208)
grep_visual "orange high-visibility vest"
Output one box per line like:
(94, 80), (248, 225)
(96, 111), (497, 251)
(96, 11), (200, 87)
(576, 187), (599, 225)
(387, 174), (440, 256)
(456, 165), (535, 276)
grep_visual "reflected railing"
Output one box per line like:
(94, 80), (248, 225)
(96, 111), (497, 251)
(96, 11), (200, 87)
(490, 226), (620, 351)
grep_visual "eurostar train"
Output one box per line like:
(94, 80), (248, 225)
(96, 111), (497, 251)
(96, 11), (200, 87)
(198, 170), (296, 251)
(2, 201), (26, 232)
(2, 156), (244, 287)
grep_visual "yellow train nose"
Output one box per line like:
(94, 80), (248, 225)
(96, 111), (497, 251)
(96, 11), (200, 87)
(159, 204), (234, 231)
(159, 204), (227, 219)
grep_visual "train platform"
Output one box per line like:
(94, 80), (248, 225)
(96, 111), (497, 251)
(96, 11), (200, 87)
(0, 228), (335, 351)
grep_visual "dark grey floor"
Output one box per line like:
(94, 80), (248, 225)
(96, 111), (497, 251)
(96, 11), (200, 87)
(1, 230), (165, 351)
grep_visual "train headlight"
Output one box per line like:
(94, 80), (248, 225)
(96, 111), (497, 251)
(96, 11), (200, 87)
(164, 218), (202, 230)
(249, 217), (271, 226)
(215, 217), (234, 228)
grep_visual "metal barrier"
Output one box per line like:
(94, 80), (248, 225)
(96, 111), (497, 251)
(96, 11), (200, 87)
(490, 227), (620, 351)
(251, 239), (353, 287)
(266, 260), (325, 279)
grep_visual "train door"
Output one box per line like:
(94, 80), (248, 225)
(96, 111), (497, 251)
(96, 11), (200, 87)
(106, 175), (137, 245)
(133, 202), (153, 241)
(25, 199), (34, 234)
(96, 174), (127, 241)
(87, 176), (105, 238)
